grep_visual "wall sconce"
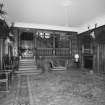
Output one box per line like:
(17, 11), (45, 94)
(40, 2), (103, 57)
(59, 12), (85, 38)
(45, 33), (50, 39)
(40, 32), (44, 38)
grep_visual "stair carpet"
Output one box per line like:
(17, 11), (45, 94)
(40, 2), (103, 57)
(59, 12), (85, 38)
(16, 58), (42, 75)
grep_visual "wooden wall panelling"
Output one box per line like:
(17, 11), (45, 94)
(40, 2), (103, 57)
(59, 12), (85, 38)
(53, 33), (55, 56)
(104, 44), (105, 73)
(101, 45), (103, 72)
(103, 44), (105, 73)
(97, 44), (100, 73)
(0, 39), (2, 69)
(99, 44), (101, 73)
(102, 44), (105, 73)
(100, 44), (102, 73)
(101, 44), (103, 73)
(102, 44), (104, 73)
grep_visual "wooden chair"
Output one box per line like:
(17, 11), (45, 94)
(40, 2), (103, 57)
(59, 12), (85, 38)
(0, 56), (14, 92)
(0, 70), (11, 92)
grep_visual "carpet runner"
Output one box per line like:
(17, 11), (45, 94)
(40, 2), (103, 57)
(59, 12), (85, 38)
(14, 75), (30, 105)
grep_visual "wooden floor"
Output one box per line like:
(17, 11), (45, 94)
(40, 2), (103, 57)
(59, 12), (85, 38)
(0, 68), (105, 105)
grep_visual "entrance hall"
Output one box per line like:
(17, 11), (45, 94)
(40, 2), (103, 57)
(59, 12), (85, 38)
(0, 1), (105, 104)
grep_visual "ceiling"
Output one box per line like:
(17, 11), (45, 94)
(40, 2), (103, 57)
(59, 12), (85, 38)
(2, 0), (105, 30)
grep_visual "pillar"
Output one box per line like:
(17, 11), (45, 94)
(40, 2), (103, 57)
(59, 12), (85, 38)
(53, 32), (55, 56)
(0, 38), (4, 69)
(33, 30), (37, 58)
(18, 29), (22, 59)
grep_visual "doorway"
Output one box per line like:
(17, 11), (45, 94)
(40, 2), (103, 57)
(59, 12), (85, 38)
(84, 55), (93, 69)
(19, 32), (34, 58)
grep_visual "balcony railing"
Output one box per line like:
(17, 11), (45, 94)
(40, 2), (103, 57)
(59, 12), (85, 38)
(36, 48), (53, 56)
(36, 48), (70, 56)
(55, 48), (70, 56)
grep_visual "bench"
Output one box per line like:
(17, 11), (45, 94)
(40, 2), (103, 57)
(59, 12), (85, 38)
(50, 59), (68, 71)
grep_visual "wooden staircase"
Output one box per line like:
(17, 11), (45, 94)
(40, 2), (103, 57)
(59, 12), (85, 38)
(16, 58), (42, 75)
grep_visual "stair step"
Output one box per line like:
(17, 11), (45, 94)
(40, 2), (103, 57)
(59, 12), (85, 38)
(20, 59), (35, 61)
(20, 63), (36, 65)
(19, 67), (37, 70)
(20, 65), (36, 67)
(19, 65), (37, 67)
(18, 70), (41, 72)
(16, 70), (42, 75)
(19, 68), (37, 70)
(20, 64), (35, 66)
(16, 69), (42, 73)
(20, 61), (35, 63)
(17, 72), (42, 75)
(21, 72), (42, 75)
(20, 62), (35, 64)
(19, 64), (37, 66)
(20, 60), (35, 62)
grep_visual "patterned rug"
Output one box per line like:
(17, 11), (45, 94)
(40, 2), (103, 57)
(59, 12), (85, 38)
(28, 71), (105, 105)
(0, 70), (105, 105)
(0, 75), (30, 105)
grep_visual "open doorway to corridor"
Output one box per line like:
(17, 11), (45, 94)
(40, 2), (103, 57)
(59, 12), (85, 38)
(19, 32), (34, 59)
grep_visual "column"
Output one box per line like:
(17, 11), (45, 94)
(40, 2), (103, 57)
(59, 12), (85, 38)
(68, 36), (71, 66)
(33, 32), (36, 58)
(18, 29), (22, 59)
(81, 45), (84, 69)
(0, 38), (3, 69)
(53, 32), (55, 56)
(69, 36), (71, 56)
